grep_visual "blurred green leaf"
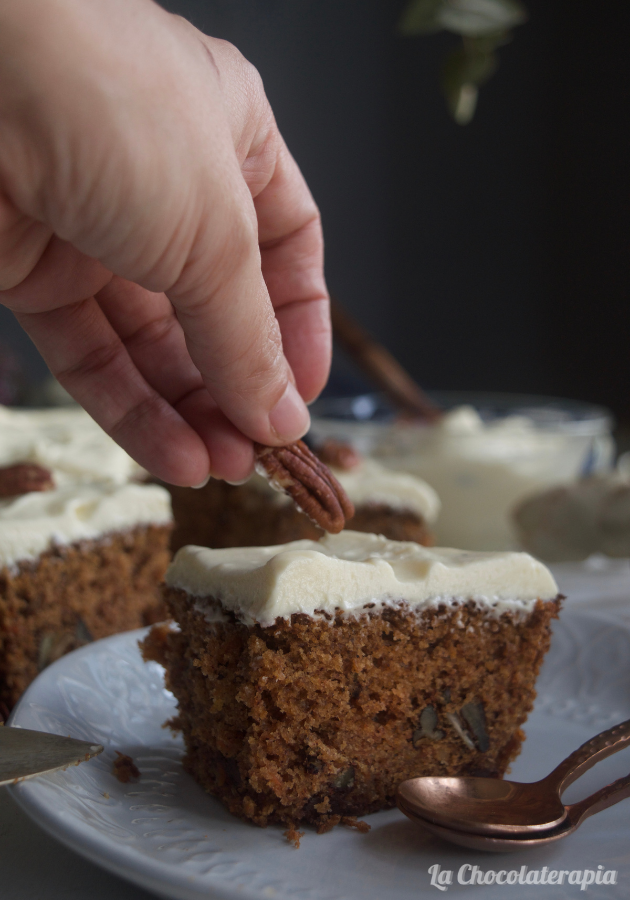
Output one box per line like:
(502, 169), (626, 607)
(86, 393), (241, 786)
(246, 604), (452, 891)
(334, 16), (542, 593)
(448, 83), (479, 125)
(443, 37), (500, 89)
(398, 0), (528, 124)
(464, 30), (513, 53)
(442, 35), (502, 124)
(438, 0), (527, 37)
(398, 0), (444, 35)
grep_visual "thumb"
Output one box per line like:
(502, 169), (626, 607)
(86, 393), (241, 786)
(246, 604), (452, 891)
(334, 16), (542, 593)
(168, 194), (310, 446)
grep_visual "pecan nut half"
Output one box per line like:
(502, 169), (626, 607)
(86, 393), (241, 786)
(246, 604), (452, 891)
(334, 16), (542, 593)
(0, 463), (55, 498)
(254, 440), (354, 533)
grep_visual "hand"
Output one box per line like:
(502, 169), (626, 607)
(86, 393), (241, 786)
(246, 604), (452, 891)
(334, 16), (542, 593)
(0, 0), (331, 485)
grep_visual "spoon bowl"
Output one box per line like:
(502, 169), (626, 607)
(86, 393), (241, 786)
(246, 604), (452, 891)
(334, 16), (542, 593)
(397, 776), (567, 836)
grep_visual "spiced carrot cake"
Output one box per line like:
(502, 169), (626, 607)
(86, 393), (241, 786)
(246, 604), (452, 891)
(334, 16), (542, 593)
(166, 440), (440, 552)
(0, 404), (172, 711)
(143, 531), (561, 830)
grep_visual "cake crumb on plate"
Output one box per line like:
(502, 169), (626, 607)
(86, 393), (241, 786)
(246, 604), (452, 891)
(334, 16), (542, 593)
(283, 825), (305, 848)
(113, 752), (140, 783)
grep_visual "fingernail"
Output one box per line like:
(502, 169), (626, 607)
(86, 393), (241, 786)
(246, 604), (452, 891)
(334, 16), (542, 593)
(191, 476), (210, 489)
(268, 382), (310, 442)
(225, 476), (250, 486)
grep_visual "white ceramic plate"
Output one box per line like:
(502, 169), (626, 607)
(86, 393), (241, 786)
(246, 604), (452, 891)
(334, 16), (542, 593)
(8, 610), (630, 900)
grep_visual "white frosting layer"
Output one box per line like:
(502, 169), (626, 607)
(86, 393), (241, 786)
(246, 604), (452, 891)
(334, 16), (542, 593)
(334, 458), (440, 522)
(0, 482), (172, 568)
(0, 405), (145, 486)
(249, 457), (440, 523)
(166, 531), (558, 626)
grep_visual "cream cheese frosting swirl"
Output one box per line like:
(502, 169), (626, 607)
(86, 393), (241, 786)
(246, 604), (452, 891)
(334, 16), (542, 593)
(0, 405), (171, 568)
(0, 482), (172, 568)
(0, 405), (145, 486)
(166, 530), (558, 626)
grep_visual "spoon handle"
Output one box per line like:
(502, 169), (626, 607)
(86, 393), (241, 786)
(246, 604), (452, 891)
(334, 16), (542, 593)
(565, 769), (630, 828)
(542, 718), (630, 794)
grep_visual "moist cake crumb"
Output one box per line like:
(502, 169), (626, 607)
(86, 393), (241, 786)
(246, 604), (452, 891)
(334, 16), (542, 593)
(283, 825), (305, 848)
(113, 751), (140, 783)
(342, 816), (371, 833)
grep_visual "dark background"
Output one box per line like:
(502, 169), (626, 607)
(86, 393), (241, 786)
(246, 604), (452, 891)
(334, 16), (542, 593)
(1, 1), (629, 418)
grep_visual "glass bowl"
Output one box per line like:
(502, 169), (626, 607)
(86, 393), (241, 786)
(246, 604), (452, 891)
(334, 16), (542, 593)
(309, 391), (615, 551)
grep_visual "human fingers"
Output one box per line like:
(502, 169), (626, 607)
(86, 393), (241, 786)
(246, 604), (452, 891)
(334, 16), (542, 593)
(95, 277), (254, 482)
(0, 232), (112, 311)
(14, 297), (210, 486)
(14, 277), (254, 483)
(0, 196), (52, 291)
(260, 207), (330, 403)
(207, 38), (331, 405)
(0, 5), (312, 448)
(0, 228), (245, 483)
(163, 156), (312, 447)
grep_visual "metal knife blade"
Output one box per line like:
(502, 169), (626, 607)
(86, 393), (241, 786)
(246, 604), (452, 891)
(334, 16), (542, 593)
(0, 726), (103, 785)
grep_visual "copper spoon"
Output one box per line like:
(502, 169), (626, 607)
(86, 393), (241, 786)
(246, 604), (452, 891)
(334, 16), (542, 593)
(398, 768), (630, 852)
(397, 718), (630, 843)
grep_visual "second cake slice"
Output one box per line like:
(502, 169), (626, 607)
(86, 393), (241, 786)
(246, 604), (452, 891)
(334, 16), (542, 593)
(143, 532), (561, 830)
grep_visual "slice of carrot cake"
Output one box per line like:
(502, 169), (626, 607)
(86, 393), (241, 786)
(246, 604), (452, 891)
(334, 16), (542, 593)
(0, 477), (172, 710)
(0, 404), (172, 711)
(143, 531), (561, 830)
(167, 441), (440, 552)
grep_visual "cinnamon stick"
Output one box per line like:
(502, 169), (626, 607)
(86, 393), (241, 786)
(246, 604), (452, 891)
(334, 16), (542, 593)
(330, 298), (442, 422)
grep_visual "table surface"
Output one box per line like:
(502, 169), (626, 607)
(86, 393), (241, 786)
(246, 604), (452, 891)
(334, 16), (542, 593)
(2, 556), (629, 900)
(0, 786), (154, 900)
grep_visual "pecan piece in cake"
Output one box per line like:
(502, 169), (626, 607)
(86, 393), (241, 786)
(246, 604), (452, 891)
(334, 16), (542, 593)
(0, 463), (55, 497)
(254, 440), (354, 533)
(316, 438), (361, 472)
(412, 705), (445, 747)
(460, 699), (490, 753)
